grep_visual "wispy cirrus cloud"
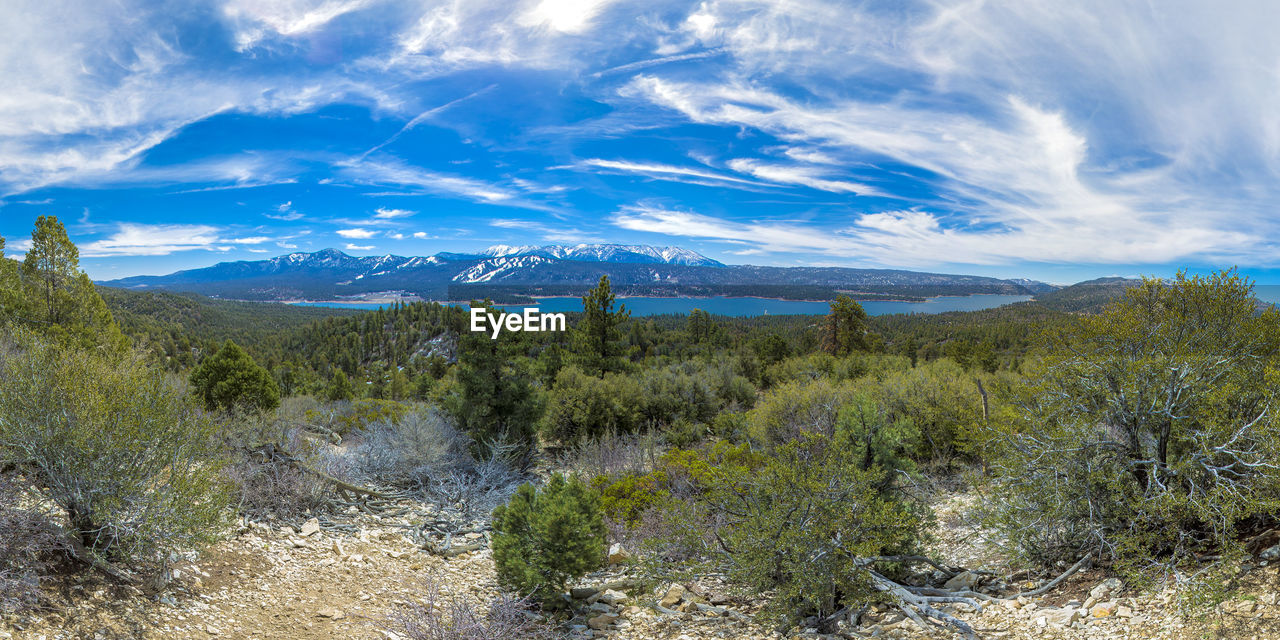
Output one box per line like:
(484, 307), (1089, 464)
(578, 158), (771, 190)
(726, 159), (890, 198)
(78, 224), (221, 257)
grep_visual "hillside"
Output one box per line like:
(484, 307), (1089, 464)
(1032, 277), (1143, 313)
(100, 287), (362, 369)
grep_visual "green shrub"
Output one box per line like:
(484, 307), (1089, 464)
(491, 475), (606, 603)
(652, 435), (924, 629)
(190, 339), (280, 413)
(870, 359), (983, 461)
(746, 378), (858, 443)
(306, 398), (411, 437)
(541, 367), (642, 444)
(662, 416), (705, 448)
(0, 338), (230, 577)
(982, 271), (1280, 589)
(593, 471), (670, 527)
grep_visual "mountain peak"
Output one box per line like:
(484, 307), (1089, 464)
(477, 243), (724, 267)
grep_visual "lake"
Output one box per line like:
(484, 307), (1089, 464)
(295, 293), (1034, 317)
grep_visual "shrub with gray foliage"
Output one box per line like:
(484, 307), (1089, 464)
(0, 475), (67, 614)
(381, 573), (554, 640)
(351, 409), (523, 519)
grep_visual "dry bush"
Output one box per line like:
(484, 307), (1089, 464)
(350, 408), (524, 520)
(0, 475), (67, 615)
(227, 427), (344, 522)
(350, 408), (470, 488)
(380, 574), (555, 640)
(559, 429), (663, 480)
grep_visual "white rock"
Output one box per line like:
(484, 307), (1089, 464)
(300, 518), (320, 537)
(943, 570), (981, 591)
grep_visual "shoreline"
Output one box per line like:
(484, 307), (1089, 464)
(280, 292), (1032, 306)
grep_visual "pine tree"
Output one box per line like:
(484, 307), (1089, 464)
(388, 367), (409, 400)
(0, 233), (21, 323)
(190, 340), (281, 412)
(13, 216), (123, 350)
(823, 295), (870, 356)
(326, 369), (355, 402)
(570, 275), (631, 376)
(453, 301), (540, 464)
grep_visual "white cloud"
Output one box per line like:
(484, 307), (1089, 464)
(80, 223), (224, 257)
(230, 236), (271, 244)
(340, 160), (551, 209)
(388, 232), (405, 239)
(611, 202), (1253, 268)
(337, 228), (376, 238)
(412, 231), (431, 239)
(580, 158), (770, 189)
(345, 242), (374, 251)
(222, 0), (376, 50)
(374, 207), (415, 219)
(266, 201), (304, 221)
(518, 0), (618, 34)
(727, 159), (889, 197)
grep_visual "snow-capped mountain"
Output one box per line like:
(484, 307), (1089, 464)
(477, 244), (724, 267)
(99, 246), (1056, 301)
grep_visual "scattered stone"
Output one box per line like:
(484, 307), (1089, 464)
(317, 607), (345, 620)
(1117, 605), (1134, 618)
(1261, 544), (1280, 561)
(332, 539), (345, 557)
(571, 587), (600, 600)
(659, 584), (686, 608)
(1090, 577), (1123, 601)
(597, 589), (628, 606)
(1042, 606), (1080, 627)
(607, 543), (633, 565)
(1091, 601), (1118, 618)
(300, 518), (321, 537)
(944, 570), (981, 591)
(587, 613), (618, 630)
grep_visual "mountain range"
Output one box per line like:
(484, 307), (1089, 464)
(100, 244), (1057, 302)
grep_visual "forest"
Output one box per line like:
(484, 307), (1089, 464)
(2, 215), (1278, 639)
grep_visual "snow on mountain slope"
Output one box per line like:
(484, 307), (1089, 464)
(451, 256), (555, 283)
(478, 243), (723, 267)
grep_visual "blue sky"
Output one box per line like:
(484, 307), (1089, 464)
(1, 0), (1279, 284)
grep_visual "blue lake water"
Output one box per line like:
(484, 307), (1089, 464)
(296, 293), (1034, 317)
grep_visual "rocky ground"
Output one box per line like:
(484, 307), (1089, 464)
(5, 492), (1280, 640)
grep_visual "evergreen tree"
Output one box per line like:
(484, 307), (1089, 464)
(12, 216), (123, 350)
(326, 369), (355, 402)
(571, 275), (631, 376)
(453, 301), (540, 464)
(190, 340), (281, 413)
(0, 234), (21, 322)
(687, 308), (713, 345)
(823, 294), (870, 356)
(491, 475), (606, 603)
(22, 216), (80, 326)
(388, 367), (409, 400)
